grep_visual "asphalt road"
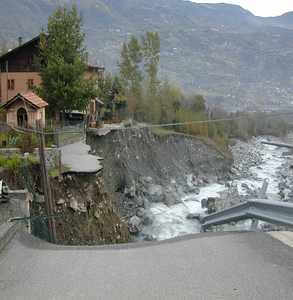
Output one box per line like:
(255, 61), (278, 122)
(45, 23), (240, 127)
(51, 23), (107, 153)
(1, 230), (293, 300)
(60, 141), (103, 174)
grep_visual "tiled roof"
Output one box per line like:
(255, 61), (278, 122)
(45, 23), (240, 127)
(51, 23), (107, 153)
(1, 92), (48, 109)
(21, 92), (48, 108)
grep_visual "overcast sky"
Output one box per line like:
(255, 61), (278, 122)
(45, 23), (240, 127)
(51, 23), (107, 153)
(189, 1), (293, 18)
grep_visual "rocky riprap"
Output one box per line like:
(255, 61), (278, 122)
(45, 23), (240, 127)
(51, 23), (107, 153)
(278, 157), (293, 203)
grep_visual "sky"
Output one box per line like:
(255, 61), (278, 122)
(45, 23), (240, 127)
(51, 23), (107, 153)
(190, 1), (293, 18)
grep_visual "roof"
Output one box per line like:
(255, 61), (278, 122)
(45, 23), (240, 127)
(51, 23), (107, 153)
(0, 35), (105, 72)
(0, 36), (40, 61)
(1, 92), (49, 110)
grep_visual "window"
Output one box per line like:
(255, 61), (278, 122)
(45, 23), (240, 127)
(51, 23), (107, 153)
(27, 56), (33, 65)
(27, 79), (34, 90)
(7, 79), (15, 90)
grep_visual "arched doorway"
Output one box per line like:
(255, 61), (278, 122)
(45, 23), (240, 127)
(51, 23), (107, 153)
(17, 108), (27, 126)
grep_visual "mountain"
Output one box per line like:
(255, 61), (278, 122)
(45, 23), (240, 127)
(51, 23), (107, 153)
(1, 0), (293, 112)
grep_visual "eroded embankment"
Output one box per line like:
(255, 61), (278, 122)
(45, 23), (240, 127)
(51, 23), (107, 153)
(1, 128), (233, 246)
(86, 128), (233, 218)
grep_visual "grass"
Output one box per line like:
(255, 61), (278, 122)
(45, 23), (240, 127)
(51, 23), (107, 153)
(49, 165), (70, 178)
(150, 126), (232, 158)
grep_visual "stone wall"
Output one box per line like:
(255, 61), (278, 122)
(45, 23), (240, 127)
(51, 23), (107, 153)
(0, 148), (61, 170)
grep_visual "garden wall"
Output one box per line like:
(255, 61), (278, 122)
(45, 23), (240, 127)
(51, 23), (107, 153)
(0, 148), (61, 170)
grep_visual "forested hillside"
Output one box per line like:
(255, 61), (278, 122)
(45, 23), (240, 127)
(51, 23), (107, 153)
(1, 0), (293, 112)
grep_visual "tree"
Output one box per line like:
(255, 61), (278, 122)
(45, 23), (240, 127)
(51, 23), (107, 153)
(1, 40), (8, 55)
(35, 4), (97, 125)
(117, 36), (142, 94)
(107, 76), (127, 118)
(97, 72), (113, 106)
(117, 35), (142, 119)
(141, 31), (161, 96)
(191, 94), (206, 112)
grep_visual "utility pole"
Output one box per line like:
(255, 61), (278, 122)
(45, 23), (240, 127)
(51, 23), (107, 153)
(36, 119), (57, 244)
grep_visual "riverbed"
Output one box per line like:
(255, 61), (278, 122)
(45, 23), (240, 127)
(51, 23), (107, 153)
(141, 137), (291, 240)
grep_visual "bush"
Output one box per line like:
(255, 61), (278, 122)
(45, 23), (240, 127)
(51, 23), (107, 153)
(19, 133), (38, 154)
(0, 153), (21, 175)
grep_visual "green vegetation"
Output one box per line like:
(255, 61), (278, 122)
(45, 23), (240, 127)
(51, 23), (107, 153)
(225, 111), (289, 140)
(35, 4), (98, 125)
(0, 153), (37, 175)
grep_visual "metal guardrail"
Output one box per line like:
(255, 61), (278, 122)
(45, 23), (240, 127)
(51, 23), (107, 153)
(201, 199), (293, 231)
(261, 140), (293, 148)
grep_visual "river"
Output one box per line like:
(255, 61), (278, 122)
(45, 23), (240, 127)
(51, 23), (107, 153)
(141, 138), (289, 241)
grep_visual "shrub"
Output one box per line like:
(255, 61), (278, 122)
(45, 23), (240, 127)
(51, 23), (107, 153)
(19, 133), (38, 154)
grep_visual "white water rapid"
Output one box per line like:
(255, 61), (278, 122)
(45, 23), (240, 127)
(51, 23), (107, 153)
(141, 139), (289, 241)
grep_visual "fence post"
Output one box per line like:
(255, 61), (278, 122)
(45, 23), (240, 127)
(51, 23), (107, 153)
(36, 119), (57, 244)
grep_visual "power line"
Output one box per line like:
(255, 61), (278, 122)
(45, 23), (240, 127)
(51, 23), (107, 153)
(2, 110), (293, 136)
(119, 110), (293, 131)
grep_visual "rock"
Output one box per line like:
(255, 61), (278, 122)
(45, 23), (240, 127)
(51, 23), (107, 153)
(139, 176), (152, 185)
(94, 210), (100, 219)
(56, 198), (65, 205)
(187, 181), (196, 192)
(163, 186), (182, 207)
(201, 198), (208, 208)
(70, 199), (78, 211)
(282, 188), (291, 198)
(130, 216), (140, 225)
(133, 196), (143, 207)
(148, 184), (157, 195)
(142, 198), (150, 210)
(78, 203), (87, 213)
(187, 213), (205, 221)
(148, 184), (163, 202)
(187, 174), (193, 183)
(137, 208), (155, 225)
(202, 176), (213, 184)
(241, 183), (250, 189)
(125, 216), (142, 234)
(35, 195), (45, 203)
(143, 234), (157, 241)
(124, 185), (136, 198)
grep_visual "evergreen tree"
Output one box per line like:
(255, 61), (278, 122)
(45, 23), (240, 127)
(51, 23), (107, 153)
(35, 4), (97, 124)
(107, 76), (127, 118)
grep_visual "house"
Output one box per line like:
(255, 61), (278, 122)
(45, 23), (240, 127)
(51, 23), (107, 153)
(0, 36), (105, 124)
(1, 92), (48, 126)
(0, 37), (41, 104)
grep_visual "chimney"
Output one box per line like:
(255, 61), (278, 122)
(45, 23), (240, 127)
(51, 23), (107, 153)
(19, 37), (23, 46)
(86, 52), (89, 64)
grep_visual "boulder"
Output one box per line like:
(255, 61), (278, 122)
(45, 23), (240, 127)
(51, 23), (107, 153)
(187, 212), (205, 221)
(148, 184), (163, 202)
(241, 183), (250, 190)
(163, 186), (182, 207)
(142, 197), (150, 210)
(137, 208), (155, 225)
(202, 176), (213, 184)
(124, 185), (136, 198)
(187, 181), (197, 192)
(282, 188), (292, 198)
(133, 196), (143, 207)
(201, 198), (208, 208)
(125, 216), (142, 234)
